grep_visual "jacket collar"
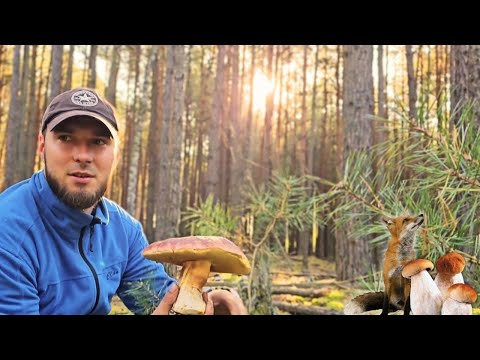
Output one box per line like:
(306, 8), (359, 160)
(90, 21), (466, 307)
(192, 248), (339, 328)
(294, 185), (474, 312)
(31, 170), (110, 240)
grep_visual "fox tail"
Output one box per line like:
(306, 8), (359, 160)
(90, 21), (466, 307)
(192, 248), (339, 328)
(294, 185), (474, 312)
(344, 291), (388, 314)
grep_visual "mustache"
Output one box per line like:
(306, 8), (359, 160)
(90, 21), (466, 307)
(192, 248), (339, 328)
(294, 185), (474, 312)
(67, 166), (96, 175)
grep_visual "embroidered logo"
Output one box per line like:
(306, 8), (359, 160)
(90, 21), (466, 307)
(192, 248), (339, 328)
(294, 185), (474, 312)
(106, 268), (119, 280)
(71, 90), (98, 107)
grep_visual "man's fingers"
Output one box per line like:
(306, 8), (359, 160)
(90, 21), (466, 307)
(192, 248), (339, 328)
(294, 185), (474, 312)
(203, 291), (214, 315)
(152, 284), (179, 315)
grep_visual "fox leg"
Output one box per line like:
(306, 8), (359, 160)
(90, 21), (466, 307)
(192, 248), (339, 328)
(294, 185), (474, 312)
(403, 296), (411, 315)
(403, 280), (411, 315)
(381, 292), (389, 315)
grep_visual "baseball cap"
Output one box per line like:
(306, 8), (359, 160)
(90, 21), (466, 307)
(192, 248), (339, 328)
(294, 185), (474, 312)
(41, 88), (118, 141)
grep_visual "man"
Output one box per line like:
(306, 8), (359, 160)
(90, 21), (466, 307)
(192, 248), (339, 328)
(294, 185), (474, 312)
(0, 88), (246, 315)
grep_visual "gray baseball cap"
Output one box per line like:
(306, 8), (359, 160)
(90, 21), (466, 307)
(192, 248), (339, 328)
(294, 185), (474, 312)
(41, 88), (118, 141)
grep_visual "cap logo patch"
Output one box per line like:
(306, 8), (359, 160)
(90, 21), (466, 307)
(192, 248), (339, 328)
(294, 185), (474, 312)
(71, 90), (98, 107)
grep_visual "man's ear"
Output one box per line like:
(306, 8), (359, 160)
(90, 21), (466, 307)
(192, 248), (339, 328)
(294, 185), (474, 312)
(38, 132), (45, 159)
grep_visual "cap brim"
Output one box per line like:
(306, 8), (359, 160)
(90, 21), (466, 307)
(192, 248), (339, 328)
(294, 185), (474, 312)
(46, 110), (118, 142)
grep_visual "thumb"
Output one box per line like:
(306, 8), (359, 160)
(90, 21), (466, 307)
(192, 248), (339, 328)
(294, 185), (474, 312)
(152, 283), (179, 315)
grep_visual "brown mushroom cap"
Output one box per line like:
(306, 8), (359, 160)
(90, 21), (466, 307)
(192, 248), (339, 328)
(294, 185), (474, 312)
(142, 236), (251, 275)
(436, 251), (465, 274)
(447, 283), (478, 304)
(402, 259), (434, 279)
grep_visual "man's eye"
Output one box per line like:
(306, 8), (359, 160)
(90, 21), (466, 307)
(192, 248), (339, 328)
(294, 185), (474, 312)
(94, 139), (107, 145)
(59, 135), (71, 141)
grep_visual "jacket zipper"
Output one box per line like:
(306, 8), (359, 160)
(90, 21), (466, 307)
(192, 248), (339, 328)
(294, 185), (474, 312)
(78, 226), (100, 314)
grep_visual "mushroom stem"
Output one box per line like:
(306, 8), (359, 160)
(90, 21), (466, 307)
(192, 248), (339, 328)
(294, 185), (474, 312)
(410, 271), (443, 315)
(435, 272), (464, 300)
(172, 260), (212, 315)
(441, 298), (472, 315)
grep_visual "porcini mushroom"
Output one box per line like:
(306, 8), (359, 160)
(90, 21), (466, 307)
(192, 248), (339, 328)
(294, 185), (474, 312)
(402, 259), (442, 315)
(434, 251), (465, 300)
(142, 236), (251, 315)
(441, 283), (477, 315)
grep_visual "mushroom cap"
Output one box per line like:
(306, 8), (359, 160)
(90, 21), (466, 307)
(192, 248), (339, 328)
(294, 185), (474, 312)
(142, 236), (251, 275)
(436, 251), (465, 274)
(402, 259), (434, 279)
(447, 283), (477, 304)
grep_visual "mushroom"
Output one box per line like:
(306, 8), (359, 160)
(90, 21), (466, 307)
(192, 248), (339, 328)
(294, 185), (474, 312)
(142, 236), (251, 315)
(434, 251), (465, 300)
(441, 283), (477, 315)
(402, 259), (442, 315)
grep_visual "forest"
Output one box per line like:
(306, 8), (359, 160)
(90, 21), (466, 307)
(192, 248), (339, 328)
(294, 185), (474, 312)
(0, 45), (479, 314)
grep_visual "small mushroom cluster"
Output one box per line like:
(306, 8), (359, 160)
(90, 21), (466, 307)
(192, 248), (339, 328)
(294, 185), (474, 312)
(402, 251), (477, 315)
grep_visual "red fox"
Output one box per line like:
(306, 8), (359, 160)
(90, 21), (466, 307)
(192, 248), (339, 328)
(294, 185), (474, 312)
(344, 213), (424, 315)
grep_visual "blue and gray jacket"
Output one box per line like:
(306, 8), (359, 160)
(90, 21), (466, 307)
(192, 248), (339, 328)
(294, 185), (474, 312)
(0, 170), (175, 314)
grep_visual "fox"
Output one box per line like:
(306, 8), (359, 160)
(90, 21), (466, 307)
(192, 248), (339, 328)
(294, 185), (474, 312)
(344, 213), (424, 315)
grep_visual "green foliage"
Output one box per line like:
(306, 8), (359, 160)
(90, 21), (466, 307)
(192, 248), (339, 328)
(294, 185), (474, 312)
(244, 173), (325, 249)
(311, 290), (346, 311)
(321, 99), (480, 291)
(326, 300), (344, 311)
(182, 195), (238, 238)
(325, 289), (345, 301)
(122, 278), (161, 315)
(358, 268), (384, 292)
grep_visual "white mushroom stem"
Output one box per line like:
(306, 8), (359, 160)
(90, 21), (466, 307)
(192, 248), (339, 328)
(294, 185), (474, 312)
(441, 298), (472, 315)
(435, 272), (464, 300)
(172, 260), (211, 315)
(410, 271), (443, 315)
(440, 283), (477, 315)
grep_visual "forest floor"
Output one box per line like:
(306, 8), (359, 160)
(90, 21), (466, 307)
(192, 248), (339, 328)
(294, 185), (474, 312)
(109, 255), (359, 315)
(109, 254), (480, 315)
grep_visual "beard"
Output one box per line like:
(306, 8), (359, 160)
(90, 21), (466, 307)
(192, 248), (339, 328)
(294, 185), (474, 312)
(44, 154), (107, 211)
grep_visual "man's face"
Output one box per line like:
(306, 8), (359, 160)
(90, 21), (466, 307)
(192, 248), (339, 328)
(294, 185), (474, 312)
(39, 116), (117, 210)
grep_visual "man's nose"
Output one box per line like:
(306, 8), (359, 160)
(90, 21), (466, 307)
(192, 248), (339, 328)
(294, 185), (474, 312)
(72, 143), (93, 163)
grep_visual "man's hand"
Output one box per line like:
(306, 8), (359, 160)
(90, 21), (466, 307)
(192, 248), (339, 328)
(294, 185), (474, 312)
(151, 284), (214, 315)
(208, 288), (248, 315)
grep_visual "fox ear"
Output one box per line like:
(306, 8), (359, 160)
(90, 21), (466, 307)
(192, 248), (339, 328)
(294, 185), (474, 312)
(402, 209), (411, 216)
(382, 217), (392, 226)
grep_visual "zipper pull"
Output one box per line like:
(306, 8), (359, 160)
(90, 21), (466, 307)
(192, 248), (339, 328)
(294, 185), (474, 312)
(89, 218), (101, 252)
(89, 225), (94, 252)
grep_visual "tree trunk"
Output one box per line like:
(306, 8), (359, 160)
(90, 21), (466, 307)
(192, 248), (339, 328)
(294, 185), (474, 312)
(450, 45), (480, 129)
(336, 45), (374, 281)
(88, 45), (98, 89)
(245, 248), (274, 315)
(335, 45), (343, 181)
(146, 45), (164, 243)
(25, 45), (37, 177)
(18, 45), (30, 180)
(156, 45), (175, 239)
(49, 45), (63, 102)
(229, 45), (242, 210)
(243, 45), (255, 184)
(167, 45), (185, 238)
(127, 46), (152, 217)
(205, 45), (225, 202)
(3, 45), (22, 189)
(190, 47), (209, 207)
(180, 45), (193, 235)
(262, 45), (274, 183)
(106, 45), (121, 106)
(406, 45), (417, 123)
(64, 45), (75, 91)
(126, 45), (143, 217)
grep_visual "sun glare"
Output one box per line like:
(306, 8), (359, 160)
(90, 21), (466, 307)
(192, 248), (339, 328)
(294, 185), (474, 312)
(252, 71), (274, 112)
